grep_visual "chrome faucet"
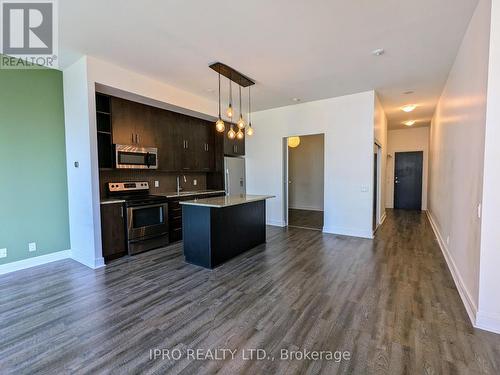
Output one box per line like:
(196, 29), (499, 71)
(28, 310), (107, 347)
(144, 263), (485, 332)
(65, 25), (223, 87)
(176, 175), (187, 194)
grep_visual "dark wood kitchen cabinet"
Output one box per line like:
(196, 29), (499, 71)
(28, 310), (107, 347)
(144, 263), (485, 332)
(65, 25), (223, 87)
(99, 93), (221, 173)
(224, 127), (245, 156)
(100, 203), (127, 261)
(193, 120), (215, 171)
(111, 97), (157, 147)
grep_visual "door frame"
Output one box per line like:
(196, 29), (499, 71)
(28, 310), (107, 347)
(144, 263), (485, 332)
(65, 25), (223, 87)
(393, 151), (424, 210)
(283, 133), (325, 229)
(373, 142), (382, 233)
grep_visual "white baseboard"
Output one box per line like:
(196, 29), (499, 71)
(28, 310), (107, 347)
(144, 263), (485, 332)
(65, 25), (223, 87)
(267, 220), (286, 227)
(476, 311), (500, 334)
(0, 250), (72, 275)
(323, 226), (374, 239)
(71, 253), (106, 269)
(380, 212), (387, 225)
(426, 211), (478, 326)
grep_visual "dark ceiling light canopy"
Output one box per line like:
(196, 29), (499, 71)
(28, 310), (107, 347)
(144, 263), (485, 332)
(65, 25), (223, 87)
(210, 62), (255, 138)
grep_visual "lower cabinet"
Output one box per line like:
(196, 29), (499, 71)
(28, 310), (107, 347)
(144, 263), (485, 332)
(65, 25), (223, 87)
(100, 203), (127, 261)
(168, 193), (225, 243)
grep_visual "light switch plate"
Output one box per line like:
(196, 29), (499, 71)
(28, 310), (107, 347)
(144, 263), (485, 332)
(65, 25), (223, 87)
(361, 186), (368, 192)
(0, 248), (6, 258)
(29, 242), (36, 252)
(154, 181), (160, 188)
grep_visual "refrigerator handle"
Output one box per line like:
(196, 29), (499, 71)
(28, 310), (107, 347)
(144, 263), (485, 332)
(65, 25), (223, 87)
(225, 169), (230, 196)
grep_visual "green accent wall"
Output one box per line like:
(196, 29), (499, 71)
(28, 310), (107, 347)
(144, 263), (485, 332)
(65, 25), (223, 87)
(0, 66), (70, 265)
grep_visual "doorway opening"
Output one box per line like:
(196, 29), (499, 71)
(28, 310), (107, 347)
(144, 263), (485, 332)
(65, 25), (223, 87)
(394, 151), (423, 210)
(284, 134), (325, 231)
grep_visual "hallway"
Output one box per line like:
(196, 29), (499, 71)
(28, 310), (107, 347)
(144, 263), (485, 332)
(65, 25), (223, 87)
(0, 211), (499, 374)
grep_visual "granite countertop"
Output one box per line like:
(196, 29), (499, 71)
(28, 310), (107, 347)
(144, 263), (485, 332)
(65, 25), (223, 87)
(180, 194), (275, 208)
(100, 190), (225, 204)
(160, 190), (226, 199)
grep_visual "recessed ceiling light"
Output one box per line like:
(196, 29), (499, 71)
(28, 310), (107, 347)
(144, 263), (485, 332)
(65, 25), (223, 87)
(292, 98), (301, 102)
(403, 120), (416, 126)
(372, 48), (385, 56)
(401, 104), (417, 112)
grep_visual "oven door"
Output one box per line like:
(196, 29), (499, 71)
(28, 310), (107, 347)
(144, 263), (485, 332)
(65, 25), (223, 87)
(115, 145), (158, 169)
(127, 203), (168, 241)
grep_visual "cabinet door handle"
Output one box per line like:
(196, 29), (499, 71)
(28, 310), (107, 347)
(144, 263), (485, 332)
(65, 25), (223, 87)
(120, 206), (124, 218)
(186, 140), (189, 149)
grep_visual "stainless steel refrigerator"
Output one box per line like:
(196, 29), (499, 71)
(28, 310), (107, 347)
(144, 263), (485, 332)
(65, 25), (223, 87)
(224, 156), (246, 195)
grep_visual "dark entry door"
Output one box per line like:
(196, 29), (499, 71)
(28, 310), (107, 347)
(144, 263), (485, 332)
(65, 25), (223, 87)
(394, 151), (423, 210)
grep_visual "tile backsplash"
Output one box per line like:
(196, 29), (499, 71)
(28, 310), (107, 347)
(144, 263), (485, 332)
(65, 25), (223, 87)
(99, 170), (208, 197)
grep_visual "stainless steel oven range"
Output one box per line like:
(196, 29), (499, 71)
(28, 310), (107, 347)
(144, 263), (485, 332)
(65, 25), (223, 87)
(107, 182), (168, 255)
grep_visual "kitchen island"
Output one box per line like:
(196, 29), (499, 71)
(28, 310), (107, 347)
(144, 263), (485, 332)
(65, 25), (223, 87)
(180, 195), (274, 269)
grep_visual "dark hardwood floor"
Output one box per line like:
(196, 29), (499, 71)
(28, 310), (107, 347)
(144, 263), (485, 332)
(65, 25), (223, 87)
(1, 210), (499, 374)
(288, 208), (324, 230)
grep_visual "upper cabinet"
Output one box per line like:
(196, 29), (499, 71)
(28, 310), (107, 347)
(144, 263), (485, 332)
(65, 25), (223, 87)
(223, 127), (245, 156)
(100, 94), (219, 172)
(111, 97), (157, 147)
(96, 94), (113, 168)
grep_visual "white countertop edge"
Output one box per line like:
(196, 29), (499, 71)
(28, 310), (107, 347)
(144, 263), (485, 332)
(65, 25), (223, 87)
(180, 195), (275, 208)
(100, 199), (126, 205)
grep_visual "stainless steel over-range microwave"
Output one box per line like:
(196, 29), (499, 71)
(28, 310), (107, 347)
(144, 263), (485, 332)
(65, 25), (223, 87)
(115, 144), (158, 169)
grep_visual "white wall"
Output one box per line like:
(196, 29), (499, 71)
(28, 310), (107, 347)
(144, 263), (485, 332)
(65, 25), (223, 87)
(247, 91), (376, 238)
(374, 95), (388, 223)
(478, 0), (500, 334)
(63, 55), (217, 268)
(428, 0), (490, 324)
(288, 134), (324, 211)
(386, 127), (430, 210)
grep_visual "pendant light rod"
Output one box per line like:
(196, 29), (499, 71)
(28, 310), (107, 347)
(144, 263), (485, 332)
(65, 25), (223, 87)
(248, 86), (251, 122)
(218, 72), (221, 118)
(239, 85), (242, 117)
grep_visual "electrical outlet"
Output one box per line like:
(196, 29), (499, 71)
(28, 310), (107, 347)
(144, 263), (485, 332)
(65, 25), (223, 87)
(193, 179), (197, 186)
(29, 242), (37, 252)
(154, 180), (160, 188)
(361, 185), (368, 192)
(0, 248), (6, 258)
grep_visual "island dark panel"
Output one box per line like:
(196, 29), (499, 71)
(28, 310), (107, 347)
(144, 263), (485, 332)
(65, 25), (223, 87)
(182, 200), (266, 269)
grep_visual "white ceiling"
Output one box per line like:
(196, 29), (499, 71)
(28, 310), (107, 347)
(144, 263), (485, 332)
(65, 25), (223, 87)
(59, 0), (479, 129)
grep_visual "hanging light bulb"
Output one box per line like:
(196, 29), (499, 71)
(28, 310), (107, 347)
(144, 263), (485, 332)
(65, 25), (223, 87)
(227, 125), (236, 139)
(246, 125), (254, 136)
(237, 85), (245, 129)
(246, 86), (254, 136)
(226, 80), (233, 118)
(215, 72), (225, 132)
(236, 128), (244, 139)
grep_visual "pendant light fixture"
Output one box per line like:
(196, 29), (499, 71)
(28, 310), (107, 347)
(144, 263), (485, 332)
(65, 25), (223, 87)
(215, 72), (225, 132)
(246, 86), (254, 136)
(209, 62), (255, 140)
(226, 79), (233, 118)
(237, 85), (245, 130)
